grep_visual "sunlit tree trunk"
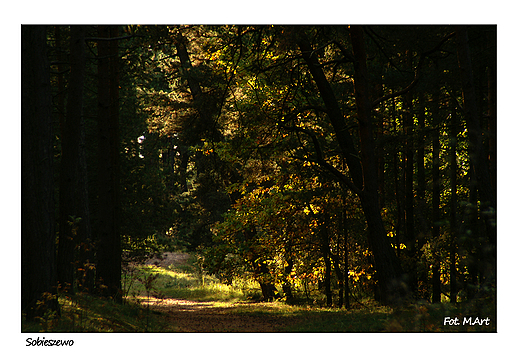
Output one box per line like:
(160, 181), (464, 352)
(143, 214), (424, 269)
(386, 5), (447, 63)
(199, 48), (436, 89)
(22, 25), (60, 320)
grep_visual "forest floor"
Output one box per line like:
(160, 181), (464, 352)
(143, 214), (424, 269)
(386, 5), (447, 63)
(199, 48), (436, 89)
(137, 297), (300, 332)
(140, 252), (300, 332)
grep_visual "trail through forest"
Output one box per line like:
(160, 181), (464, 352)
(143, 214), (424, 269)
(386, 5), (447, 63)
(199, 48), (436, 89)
(139, 297), (299, 332)
(140, 252), (299, 332)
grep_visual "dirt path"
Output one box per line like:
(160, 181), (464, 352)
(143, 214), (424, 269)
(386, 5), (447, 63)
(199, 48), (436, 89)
(139, 252), (298, 332)
(138, 297), (298, 332)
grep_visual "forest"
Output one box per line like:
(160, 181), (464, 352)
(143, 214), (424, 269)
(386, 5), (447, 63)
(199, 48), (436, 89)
(21, 25), (496, 333)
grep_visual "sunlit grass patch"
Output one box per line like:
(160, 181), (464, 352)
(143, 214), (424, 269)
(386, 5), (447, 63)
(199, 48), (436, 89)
(126, 264), (252, 302)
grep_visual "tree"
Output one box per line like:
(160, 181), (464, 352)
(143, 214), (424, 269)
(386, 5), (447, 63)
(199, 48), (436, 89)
(456, 26), (496, 248)
(56, 25), (94, 293)
(22, 25), (60, 320)
(449, 101), (459, 303)
(431, 84), (442, 304)
(95, 25), (122, 302)
(348, 26), (408, 304)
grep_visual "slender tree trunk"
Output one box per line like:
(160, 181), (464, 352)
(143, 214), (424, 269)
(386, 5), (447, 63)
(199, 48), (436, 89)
(57, 25), (93, 293)
(343, 204), (351, 309)
(55, 26), (66, 136)
(22, 25), (60, 320)
(282, 243), (294, 301)
(341, 173), (351, 309)
(486, 32), (497, 203)
(320, 217), (332, 307)
(403, 51), (417, 298)
(330, 250), (344, 308)
(449, 103), (459, 303)
(393, 154), (404, 260)
(96, 25), (122, 302)
(464, 162), (480, 300)
(431, 90), (441, 304)
(416, 92), (430, 299)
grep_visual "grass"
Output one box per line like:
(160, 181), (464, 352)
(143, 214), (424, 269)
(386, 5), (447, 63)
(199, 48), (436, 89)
(283, 306), (393, 332)
(125, 262), (257, 302)
(22, 292), (175, 332)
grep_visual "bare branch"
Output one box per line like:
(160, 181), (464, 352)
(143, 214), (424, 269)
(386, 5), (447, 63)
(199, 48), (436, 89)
(281, 124), (362, 195)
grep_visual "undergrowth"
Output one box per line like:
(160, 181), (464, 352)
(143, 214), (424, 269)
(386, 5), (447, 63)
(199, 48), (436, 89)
(22, 252), (496, 332)
(123, 256), (258, 302)
(21, 292), (175, 332)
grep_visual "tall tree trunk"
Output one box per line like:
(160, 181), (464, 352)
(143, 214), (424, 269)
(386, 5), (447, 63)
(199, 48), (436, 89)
(456, 26), (496, 247)
(416, 92), (430, 299)
(96, 25), (122, 302)
(486, 31), (497, 204)
(449, 102), (459, 303)
(22, 25), (60, 321)
(349, 26), (407, 304)
(431, 89), (441, 304)
(463, 160), (480, 300)
(57, 25), (93, 293)
(403, 51), (417, 298)
(54, 26), (66, 137)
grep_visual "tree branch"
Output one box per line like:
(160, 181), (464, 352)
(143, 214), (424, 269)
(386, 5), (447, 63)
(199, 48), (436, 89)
(281, 124), (362, 195)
